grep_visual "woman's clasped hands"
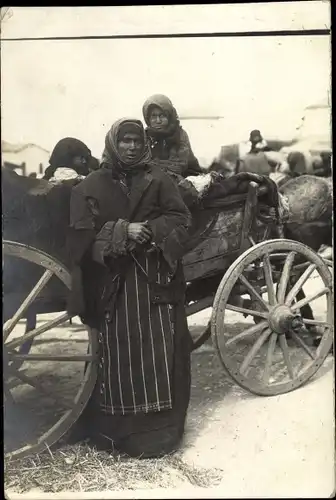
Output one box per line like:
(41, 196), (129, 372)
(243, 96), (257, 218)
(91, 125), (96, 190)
(127, 221), (152, 245)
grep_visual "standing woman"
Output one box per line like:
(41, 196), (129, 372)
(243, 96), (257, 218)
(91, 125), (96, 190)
(142, 94), (203, 180)
(67, 118), (193, 458)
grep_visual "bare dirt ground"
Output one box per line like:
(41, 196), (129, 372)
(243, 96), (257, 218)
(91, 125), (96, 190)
(4, 273), (335, 498)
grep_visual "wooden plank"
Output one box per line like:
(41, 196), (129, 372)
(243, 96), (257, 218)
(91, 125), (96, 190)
(183, 205), (268, 282)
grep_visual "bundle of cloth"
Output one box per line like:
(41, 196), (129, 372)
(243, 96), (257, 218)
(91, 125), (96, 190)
(182, 171), (289, 225)
(173, 171), (290, 258)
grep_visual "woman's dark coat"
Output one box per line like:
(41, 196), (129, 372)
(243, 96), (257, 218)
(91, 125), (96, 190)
(66, 164), (192, 326)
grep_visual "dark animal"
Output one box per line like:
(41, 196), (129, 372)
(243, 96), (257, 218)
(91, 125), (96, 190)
(2, 168), (73, 322)
(3, 150), (99, 327)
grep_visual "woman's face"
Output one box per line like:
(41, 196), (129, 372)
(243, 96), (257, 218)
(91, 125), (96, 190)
(117, 132), (143, 164)
(148, 106), (169, 130)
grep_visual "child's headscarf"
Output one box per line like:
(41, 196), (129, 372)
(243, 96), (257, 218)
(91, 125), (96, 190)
(142, 94), (181, 141)
(44, 137), (92, 180)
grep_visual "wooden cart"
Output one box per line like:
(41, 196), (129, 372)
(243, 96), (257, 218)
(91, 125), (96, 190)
(3, 180), (333, 460)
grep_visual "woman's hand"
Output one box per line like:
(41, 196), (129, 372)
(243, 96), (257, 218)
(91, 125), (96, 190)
(127, 222), (152, 244)
(127, 241), (137, 252)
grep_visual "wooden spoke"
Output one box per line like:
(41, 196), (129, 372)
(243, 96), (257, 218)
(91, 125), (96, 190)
(302, 318), (331, 328)
(10, 354), (95, 363)
(3, 270), (53, 340)
(238, 274), (270, 310)
(323, 258), (333, 268)
(285, 264), (317, 305)
(293, 261), (312, 271)
(6, 377), (25, 391)
(291, 287), (330, 312)
(4, 385), (16, 405)
(262, 332), (277, 385)
(262, 254), (276, 305)
(269, 253), (289, 260)
(6, 312), (71, 350)
(279, 335), (295, 379)
(8, 366), (73, 410)
(226, 303), (268, 319)
(277, 252), (296, 303)
(225, 321), (268, 347)
(290, 332), (316, 360)
(8, 365), (46, 392)
(239, 328), (272, 376)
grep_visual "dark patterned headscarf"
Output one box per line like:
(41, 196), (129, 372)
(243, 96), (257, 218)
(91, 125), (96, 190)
(101, 118), (152, 173)
(142, 94), (181, 145)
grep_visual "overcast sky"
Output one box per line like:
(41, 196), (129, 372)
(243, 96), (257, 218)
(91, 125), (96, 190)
(1, 4), (331, 161)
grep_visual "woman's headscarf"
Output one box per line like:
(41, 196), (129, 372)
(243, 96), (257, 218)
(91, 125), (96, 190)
(142, 94), (181, 140)
(101, 118), (152, 173)
(49, 137), (91, 167)
(44, 137), (92, 180)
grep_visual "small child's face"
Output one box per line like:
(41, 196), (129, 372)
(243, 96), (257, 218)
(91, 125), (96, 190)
(72, 155), (90, 176)
(149, 106), (169, 130)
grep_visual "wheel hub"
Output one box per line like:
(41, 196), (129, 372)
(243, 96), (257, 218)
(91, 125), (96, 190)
(268, 305), (303, 335)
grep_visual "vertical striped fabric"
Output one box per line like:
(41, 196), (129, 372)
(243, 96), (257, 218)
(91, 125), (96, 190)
(97, 252), (175, 415)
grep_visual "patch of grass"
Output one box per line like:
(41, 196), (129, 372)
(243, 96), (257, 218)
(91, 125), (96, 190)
(5, 442), (224, 494)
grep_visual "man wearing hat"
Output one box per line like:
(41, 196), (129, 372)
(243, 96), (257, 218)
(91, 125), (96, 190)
(236, 129), (272, 175)
(248, 129), (269, 153)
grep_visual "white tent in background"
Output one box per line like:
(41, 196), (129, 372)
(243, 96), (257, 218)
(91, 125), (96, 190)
(180, 116), (230, 168)
(283, 100), (332, 155)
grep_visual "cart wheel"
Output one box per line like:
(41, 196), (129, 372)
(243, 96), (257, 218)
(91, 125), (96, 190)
(3, 241), (98, 459)
(211, 239), (333, 396)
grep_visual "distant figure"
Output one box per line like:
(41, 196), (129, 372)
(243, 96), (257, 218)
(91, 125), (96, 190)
(43, 137), (94, 183)
(28, 172), (37, 179)
(248, 129), (269, 153)
(287, 151), (307, 176)
(237, 130), (273, 176)
(277, 149), (319, 179)
(314, 152), (331, 177)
